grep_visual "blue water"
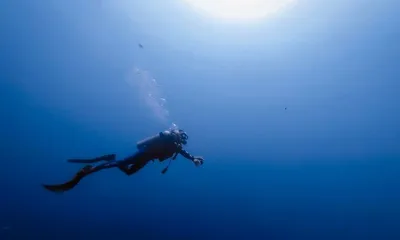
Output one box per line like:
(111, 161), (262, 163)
(1, 0), (400, 239)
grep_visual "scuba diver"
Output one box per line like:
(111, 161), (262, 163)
(43, 129), (204, 193)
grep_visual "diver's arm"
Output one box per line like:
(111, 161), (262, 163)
(179, 149), (204, 166)
(179, 149), (196, 161)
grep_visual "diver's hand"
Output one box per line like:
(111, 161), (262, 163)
(193, 157), (204, 167)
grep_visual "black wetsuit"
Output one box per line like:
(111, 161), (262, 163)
(90, 139), (196, 176)
(43, 131), (196, 192)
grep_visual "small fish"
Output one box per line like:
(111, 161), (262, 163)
(138, 43), (143, 48)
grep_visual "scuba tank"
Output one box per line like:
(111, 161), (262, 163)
(136, 131), (171, 151)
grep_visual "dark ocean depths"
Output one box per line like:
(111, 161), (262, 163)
(1, 0), (399, 239)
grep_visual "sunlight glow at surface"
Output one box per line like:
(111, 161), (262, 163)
(183, 0), (296, 21)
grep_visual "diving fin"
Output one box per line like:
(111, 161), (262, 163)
(67, 154), (116, 163)
(43, 165), (92, 193)
(43, 178), (81, 193)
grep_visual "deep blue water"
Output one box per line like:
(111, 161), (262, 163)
(1, 0), (400, 239)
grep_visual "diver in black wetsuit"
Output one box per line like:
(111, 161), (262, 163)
(43, 129), (204, 193)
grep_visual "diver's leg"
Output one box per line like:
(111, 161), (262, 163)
(42, 156), (130, 193)
(83, 151), (148, 174)
(85, 159), (122, 174)
(118, 162), (148, 176)
(44, 159), (122, 193)
(117, 152), (150, 176)
(43, 153), (148, 193)
(43, 156), (130, 193)
(67, 154), (116, 163)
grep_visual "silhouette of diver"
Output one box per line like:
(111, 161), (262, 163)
(43, 129), (204, 193)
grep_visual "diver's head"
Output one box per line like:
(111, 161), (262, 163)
(173, 129), (188, 145)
